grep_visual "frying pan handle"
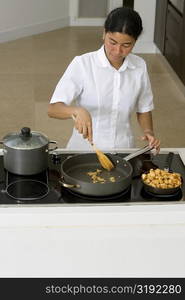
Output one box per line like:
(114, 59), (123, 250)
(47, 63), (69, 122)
(59, 177), (80, 189)
(164, 152), (174, 172)
(124, 145), (153, 161)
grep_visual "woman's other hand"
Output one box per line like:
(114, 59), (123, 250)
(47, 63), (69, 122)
(72, 107), (93, 143)
(141, 131), (160, 154)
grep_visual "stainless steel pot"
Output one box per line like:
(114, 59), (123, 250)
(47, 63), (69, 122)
(0, 127), (57, 175)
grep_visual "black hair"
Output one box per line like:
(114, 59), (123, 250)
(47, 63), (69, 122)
(104, 7), (143, 40)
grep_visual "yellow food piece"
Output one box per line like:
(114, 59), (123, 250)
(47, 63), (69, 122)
(141, 168), (182, 189)
(87, 169), (116, 183)
(109, 176), (116, 182)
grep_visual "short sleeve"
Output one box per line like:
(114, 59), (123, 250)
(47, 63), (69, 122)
(50, 56), (83, 105)
(136, 62), (154, 113)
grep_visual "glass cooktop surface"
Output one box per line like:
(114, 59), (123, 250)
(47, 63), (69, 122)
(0, 152), (184, 205)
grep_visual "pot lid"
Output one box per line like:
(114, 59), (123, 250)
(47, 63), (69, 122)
(2, 127), (49, 150)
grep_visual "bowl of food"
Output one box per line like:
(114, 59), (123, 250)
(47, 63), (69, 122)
(141, 168), (182, 195)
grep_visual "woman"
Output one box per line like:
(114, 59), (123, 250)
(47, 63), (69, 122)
(48, 7), (160, 152)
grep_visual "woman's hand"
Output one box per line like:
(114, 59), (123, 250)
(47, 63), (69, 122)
(141, 131), (160, 154)
(72, 107), (93, 143)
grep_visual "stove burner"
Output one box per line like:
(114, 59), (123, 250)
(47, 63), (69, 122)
(6, 179), (49, 201)
(141, 187), (183, 200)
(62, 186), (131, 202)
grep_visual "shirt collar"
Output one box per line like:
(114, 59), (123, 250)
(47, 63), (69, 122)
(97, 45), (136, 71)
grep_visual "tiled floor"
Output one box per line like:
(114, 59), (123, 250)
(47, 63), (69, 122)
(0, 27), (185, 149)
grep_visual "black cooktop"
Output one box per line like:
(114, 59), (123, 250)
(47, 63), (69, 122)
(0, 152), (184, 205)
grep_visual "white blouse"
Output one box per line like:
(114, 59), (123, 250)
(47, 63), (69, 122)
(50, 46), (154, 150)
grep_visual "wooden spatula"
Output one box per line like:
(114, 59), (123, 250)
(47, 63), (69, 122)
(72, 114), (114, 171)
(91, 143), (114, 171)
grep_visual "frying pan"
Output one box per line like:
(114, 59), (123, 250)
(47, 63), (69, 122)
(142, 152), (182, 195)
(60, 145), (152, 196)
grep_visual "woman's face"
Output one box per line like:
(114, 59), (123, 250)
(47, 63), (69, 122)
(103, 31), (136, 68)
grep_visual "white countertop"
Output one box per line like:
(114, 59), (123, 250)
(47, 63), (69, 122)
(1, 148), (185, 278)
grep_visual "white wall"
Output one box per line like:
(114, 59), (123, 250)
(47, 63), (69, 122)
(70, 0), (123, 26)
(0, 0), (69, 43)
(134, 0), (157, 53)
(108, 0), (124, 11)
(0, 0), (157, 53)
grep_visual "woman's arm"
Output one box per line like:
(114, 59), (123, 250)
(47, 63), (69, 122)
(48, 102), (77, 119)
(137, 111), (154, 135)
(48, 102), (93, 142)
(137, 111), (160, 152)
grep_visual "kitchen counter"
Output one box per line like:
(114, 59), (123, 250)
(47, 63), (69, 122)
(0, 148), (185, 277)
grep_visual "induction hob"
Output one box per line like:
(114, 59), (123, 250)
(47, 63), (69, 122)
(0, 151), (184, 206)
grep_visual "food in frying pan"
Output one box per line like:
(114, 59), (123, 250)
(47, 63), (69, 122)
(141, 168), (182, 189)
(109, 176), (116, 182)
(87, 169), (116, 183)
(87, 169), (106, 183)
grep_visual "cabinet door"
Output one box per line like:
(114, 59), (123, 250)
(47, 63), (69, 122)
(154, 0), (168, 53)
(164, 3), (183, 76)
(181, 4), (185, 84)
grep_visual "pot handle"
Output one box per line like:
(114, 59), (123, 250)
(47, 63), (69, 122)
(48, 140), (58, 153)
(59, 177), (80, 189)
